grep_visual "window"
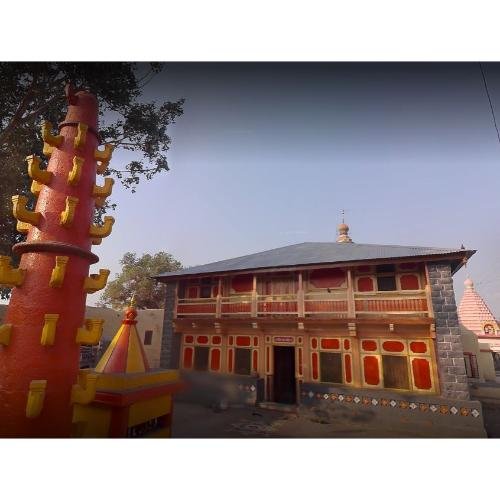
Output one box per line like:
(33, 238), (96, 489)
(144, 330), (153, 345)
(382, 355), (410, 389)
(376, 264), (395, 273)
(177, 281), (186, 299)
(464, 353), (479, 378)
(194, 346), (209, 371)
(377, 275), (397, 291)
(234, 348), (251, 375)
(375, 264), (397, 291)
(200, 278), (212, 298)
(320, 352), (343, 383)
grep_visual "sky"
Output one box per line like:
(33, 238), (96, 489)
(88, 62), (500, 314)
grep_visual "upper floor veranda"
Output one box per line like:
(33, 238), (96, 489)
(172, 261), (433, 320)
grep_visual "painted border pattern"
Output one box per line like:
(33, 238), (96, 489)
(299, 390), (481, 418)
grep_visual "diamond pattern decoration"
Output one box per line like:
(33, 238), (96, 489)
(299, 389), (479, 420)
(439, 405), (449, 415)
(250, 385), (256, 392)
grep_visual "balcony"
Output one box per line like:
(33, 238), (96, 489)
(175, 289), (429, 319)
(354, 290), (428, 316)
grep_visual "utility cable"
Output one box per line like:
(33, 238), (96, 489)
(479, 62), (500, 145)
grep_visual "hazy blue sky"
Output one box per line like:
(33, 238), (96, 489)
(89, 63), (500, 314)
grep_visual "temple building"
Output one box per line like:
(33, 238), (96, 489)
(155, 224), (487, 435)
(458, 277), (500, 379)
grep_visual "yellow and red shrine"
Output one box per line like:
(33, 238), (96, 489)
(0, 86), (114, 437)
(72, 304), (183, 438)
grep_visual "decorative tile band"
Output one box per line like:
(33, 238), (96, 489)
(237, 384), (256, 392)
(300, 391), (480, 418)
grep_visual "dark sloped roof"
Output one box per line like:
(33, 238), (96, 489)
(155, 242), (474, 280)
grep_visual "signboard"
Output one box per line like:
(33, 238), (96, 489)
(273, 336), (295, 344)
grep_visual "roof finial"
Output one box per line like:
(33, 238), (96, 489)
(130, 292), (136, 308)
(337, 210), (352, 243)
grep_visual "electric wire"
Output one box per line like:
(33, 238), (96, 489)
(479, 62), (500, 145)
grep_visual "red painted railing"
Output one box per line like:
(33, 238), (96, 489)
(304, 300), (348, 314)
(355, 298), (427, 313)
(220, 301), (252, 315)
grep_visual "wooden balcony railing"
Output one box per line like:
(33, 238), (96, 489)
(257, 294), (298, 315)
(175, 289), (430, 319)
(354, 291), (428, 315)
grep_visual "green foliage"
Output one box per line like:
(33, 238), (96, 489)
(0, 62), (184, 299)
(97, 252), (182, 310)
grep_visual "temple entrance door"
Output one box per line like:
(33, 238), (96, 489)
(273, 346), (296, 404)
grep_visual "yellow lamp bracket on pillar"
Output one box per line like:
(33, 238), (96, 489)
(60, 196), (79, 228)
(49, 256), (69, 288)
(0, 255), (26, 287)
(16, 220), (31, 235)
(40, 313), (59, 346)
(26, 154), (53, 185)
(76, 318), (104, 345)
(26, 380), (47, 418)
(68, 156), (84, 187)
(74, 123), (88, 150)
(94, 144), (114, 174)
(92, 178), (114, 208)
(41, 120), (63, 148)
(12, 195), (41, 226)
(30, 180), (42, 197)
(89, 216), (114, 239)
(83, 269), (110, 294)
(71, 371), (98, 405)
(0, 324), (12, 346)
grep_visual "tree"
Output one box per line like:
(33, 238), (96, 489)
(97, 252), (182, 310)
(0, 63), (184, 298)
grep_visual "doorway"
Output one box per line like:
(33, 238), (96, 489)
(273, 346), (296, 404)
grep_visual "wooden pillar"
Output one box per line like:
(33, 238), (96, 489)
(347, 268), (355, 318)
(216, 277), (222, 319)
(297, 271), (305, 318)
(251, 274), (257, 318)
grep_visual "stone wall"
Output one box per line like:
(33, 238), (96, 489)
(160, 282), (180, 369)
(427, 262), (470, 400)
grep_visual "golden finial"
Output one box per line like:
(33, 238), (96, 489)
(337, 209), (352, 243)
(130, 293), (137, 308)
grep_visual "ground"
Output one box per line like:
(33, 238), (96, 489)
(171, 400), (499, 438)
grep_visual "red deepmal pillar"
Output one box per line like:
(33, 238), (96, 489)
(0, 87), (115, 437)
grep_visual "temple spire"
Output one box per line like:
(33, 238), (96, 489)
(336, 209), (353, 243)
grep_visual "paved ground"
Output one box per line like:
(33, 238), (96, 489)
(171, 401), (493, 438)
